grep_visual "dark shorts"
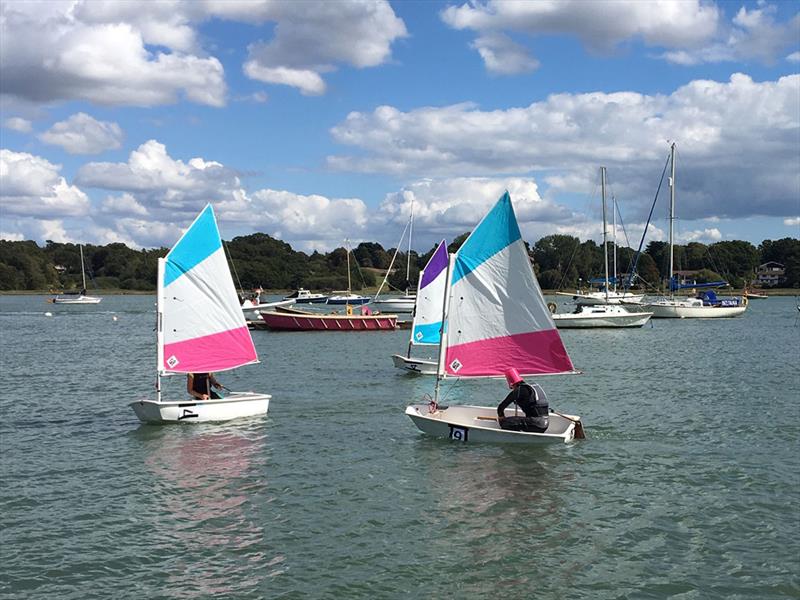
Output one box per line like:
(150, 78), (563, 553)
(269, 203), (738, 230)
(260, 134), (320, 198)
(499, 416), (549, 433)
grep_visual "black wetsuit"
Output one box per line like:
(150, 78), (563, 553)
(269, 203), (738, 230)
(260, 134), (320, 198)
(497, 383), (549, 433)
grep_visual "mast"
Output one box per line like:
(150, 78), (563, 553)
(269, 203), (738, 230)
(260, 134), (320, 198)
(669, 142), (676, 299)
(345, 239), (352, 295)
(613, 195), (618, 293)
(80, 245), (87, 291)
(601, 166), (609, 302)
(433, 253), (455, 405)
(406, 198), (414, 294)
(156, 258), (165, 404)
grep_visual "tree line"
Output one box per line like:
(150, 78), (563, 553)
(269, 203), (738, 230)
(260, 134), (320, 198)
(0, 234), (797, 292)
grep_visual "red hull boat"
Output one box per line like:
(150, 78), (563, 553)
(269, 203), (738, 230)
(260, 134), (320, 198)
(260, 307), (397, 331)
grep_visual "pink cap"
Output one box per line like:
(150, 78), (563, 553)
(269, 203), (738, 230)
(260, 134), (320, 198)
(504, 367), (523, 388)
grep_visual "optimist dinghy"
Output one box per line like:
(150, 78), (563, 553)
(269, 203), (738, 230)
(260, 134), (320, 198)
(130, 205), (270, 424)
(405, 192), (584, 444)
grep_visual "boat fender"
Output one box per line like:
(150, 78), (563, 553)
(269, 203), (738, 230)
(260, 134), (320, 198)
(547, 302), (557, 314)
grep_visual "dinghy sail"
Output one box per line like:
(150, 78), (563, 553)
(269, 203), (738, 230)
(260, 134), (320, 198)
(444, 193), (574, 378)
(131, 205), (270, 423)
(391, 239), (448, 374)
(405, 192), (583, 443)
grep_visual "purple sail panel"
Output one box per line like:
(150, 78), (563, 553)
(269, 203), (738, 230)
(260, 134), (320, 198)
(420, 240), (448, 290)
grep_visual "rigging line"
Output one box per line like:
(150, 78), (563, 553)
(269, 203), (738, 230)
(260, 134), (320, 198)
(374, 215), (412, 299)
(224, 241), (244, 293)
(556, 236), (582, 292)
(624, 150), (671, 291)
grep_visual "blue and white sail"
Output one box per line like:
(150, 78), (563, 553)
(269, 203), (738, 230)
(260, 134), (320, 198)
(410, 240), (448, 346)
(444, 192), (574, 378)
(159, 205), (258, 374)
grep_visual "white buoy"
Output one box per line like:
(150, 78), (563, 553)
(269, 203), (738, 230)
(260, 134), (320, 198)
(45, 312), (53, 317)
(112, 315), (118, 321)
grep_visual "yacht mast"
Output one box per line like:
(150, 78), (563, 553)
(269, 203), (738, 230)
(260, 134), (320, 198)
(669, 142), (676, 300)
(601, 166), (609, 302)
(80, 245), (87, 291)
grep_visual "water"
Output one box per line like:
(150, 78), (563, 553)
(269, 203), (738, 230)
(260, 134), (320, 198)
(1, 295), (798, 599)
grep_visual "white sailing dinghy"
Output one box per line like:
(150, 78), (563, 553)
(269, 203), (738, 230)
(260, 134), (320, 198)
(391, 239), (448, 374)
(130, 205), (270, 424)
(405, 192), (584, 444)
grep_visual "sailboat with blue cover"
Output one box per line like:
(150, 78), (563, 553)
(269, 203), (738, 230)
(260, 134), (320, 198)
(391, 239), (448, 374)
(405, 192), (584, 443)
(130, 205), (271, 423)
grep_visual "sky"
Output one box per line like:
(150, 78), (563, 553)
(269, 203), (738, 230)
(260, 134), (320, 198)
(0, 0), (798, 254)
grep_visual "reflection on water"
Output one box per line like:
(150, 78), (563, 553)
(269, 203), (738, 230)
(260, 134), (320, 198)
(136, 425), (280, 598)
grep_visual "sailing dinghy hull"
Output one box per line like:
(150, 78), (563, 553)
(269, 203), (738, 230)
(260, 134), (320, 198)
(130, 392), (271, 424)
(391, 354), (437, 374)
(405, 404), (579, 444)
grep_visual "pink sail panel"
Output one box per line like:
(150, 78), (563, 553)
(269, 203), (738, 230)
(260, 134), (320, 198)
(445, 329), (573, 378)
(162, 326), (256, 373)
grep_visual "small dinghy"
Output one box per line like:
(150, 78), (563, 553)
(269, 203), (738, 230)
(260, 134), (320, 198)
(405, 192), (584, 444)
(391, 239), (448, 375)
(130, 205), (270, 424)
(406, 402), (580, 444)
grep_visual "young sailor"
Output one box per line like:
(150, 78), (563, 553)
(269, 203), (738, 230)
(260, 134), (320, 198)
(496, 368), (549, 433)
(187, 372), (224, 400)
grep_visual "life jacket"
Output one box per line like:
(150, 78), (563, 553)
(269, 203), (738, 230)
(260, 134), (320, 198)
(516, 383), (549, 418)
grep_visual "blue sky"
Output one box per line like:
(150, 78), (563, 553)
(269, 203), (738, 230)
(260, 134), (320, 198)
(1, 0), (798, 253)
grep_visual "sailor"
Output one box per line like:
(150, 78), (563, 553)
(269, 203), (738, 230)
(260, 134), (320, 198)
(187, 372), (224, 400)
(496, 368), (549, 433)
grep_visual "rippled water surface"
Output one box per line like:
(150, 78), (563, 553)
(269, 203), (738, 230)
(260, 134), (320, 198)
(1, 295), (799, 599)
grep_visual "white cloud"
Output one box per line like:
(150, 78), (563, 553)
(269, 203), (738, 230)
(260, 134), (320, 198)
(661, 4), (800, 65)
(0, 149), (90, 217)
(0, 0), (408, 106)
(784, 217), (800, 227)
(242, 0), (407, 94)
(243, 64), (327, 96)
(442, 0), (798, 71)
(328, 73), (800, 222)
(76, 140), (240, 212)
(472, 33), (539, 75)
(442, 0), (720, 71)
(2, 117), (32, 132)
(678, 228), (723, 244)
(100, 193), (149, 217)
(39, 113), (123, 154)
(0, 1), (226, 107)
(788, 51), (800, 63)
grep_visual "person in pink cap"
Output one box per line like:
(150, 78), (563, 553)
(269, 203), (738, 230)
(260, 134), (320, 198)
(496, 367), (549, 432)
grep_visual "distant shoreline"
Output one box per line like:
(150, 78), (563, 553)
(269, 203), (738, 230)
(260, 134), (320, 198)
(2, 288), (798, 297)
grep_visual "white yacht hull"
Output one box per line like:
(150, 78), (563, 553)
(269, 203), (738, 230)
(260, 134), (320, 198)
(52, 295), (102, 304)
(372, 296), (416, 313)
(553, 311), (652, 328)
(646, 302), (747, 318)
(130, 392), (270, 424)
(555, 291), (643, 305)
(391, 354), (437, 374)
(405, 404), (579, 444)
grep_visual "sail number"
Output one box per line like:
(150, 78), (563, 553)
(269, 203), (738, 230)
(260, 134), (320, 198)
(449, 426), (469, 442)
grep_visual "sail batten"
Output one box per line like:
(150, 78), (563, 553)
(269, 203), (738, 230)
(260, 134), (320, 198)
(444, 192), (574, 378)
(159, 204), (258, 374)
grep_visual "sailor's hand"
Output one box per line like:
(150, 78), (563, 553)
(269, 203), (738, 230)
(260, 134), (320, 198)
(201, 394), (209, 400)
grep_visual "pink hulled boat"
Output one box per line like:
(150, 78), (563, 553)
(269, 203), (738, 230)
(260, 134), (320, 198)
(260, 306), (397, 331)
